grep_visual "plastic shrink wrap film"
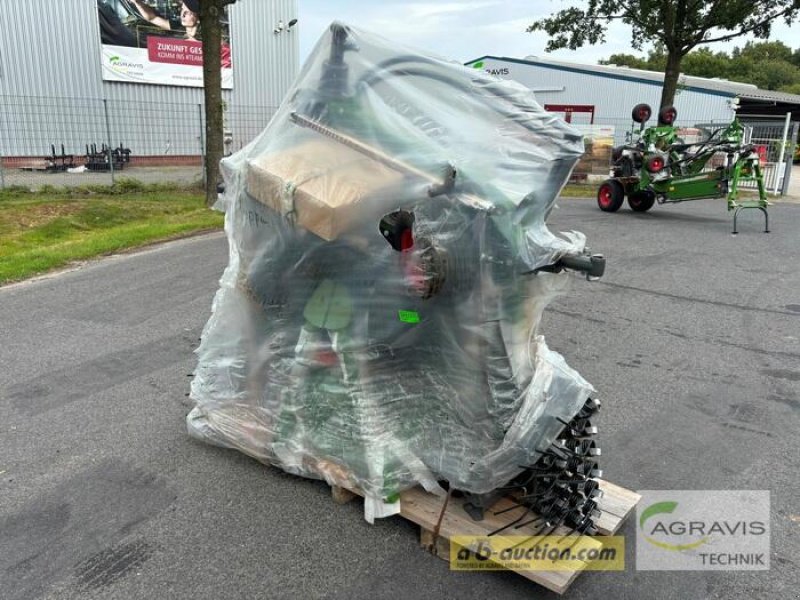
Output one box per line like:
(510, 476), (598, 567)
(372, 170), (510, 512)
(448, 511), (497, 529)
(188, 23), (597, 522)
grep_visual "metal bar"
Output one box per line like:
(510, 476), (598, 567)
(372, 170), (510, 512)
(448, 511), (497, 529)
(773, 112), (791, 195)
(781, 122), (798, 196)
(102, 99), (115, 184)
(290, 111), (494, 211)
(198, 103), (206, 186)
(0, 94), (5, 189)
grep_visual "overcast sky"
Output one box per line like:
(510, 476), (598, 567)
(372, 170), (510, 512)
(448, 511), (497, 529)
(297, 0), (798, 66)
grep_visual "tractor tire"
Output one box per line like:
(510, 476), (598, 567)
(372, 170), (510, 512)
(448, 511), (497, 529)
(597, 180), (625, 212)
(658, 105), (677, 126)
(631, 103), (652, 124)
(628, 190), (656, 212)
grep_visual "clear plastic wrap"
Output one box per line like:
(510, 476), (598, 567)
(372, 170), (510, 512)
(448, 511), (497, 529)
(188, 23), (597, 522)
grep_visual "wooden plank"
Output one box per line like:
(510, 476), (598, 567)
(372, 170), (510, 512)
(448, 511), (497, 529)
(331, 485), (357, 505)
(396, 480), (639, 537)
(419, 528), (450, 557)
(325, 479), (639, 595)
(598, 480), (641, 517)
(399, 489), (593, 594)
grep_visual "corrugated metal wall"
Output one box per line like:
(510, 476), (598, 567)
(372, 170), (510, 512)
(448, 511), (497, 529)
(0, 0), (298, 155)
(474, 58), (736, 143)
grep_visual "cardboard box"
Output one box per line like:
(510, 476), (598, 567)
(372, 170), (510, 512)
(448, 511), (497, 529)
(247, 139), (404, 240)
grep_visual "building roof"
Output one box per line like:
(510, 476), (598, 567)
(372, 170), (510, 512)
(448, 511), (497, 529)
(466, 55), (800, 105)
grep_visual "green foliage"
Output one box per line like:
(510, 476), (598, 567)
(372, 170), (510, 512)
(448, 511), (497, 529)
(600, 53), (650, 70)
(529, 1), (800, 107)
(746, 59), (800, 91)
(113, 177), (147, 193)
(529, 1), (799, 55)
(733, 40), (793, 63)
(780, 82), (800, 95)
(0, 185), (31, 195)
(600, 40), (800, 92)
(680, 48), (733, 80)
(0, 178), (198, 199)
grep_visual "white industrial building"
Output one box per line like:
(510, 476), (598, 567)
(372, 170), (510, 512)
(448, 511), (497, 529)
(0, 0), (299, 164)
(465, 55), (800, 131)
(466, 55), (800, 193)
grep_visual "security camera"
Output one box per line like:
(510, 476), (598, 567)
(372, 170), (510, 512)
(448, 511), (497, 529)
(288, 18), (298, 28)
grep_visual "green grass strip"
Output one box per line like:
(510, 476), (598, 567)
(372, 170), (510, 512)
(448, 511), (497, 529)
(0, 189), (222, 284)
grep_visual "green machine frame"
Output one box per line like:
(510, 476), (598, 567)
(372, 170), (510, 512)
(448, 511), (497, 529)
(597, 104), (770, 234)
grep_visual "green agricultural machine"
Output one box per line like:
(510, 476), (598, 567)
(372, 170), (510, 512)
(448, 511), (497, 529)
(597, 103), (770, 233)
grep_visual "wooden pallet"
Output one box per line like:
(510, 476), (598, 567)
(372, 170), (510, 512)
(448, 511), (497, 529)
(332, 480), (639, 595)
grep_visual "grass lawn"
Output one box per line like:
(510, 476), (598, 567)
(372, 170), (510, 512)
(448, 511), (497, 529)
(3, 178), (754, 285)
(560, 184), (597, 198)
(0, 183), (222, 285)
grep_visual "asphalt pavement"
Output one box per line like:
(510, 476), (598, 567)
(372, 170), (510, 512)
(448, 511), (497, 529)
(1, 198), (799, 600)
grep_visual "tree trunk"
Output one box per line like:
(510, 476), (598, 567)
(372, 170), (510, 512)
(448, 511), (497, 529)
(659, 50), (684, 110)
(200, 0), (224, 207)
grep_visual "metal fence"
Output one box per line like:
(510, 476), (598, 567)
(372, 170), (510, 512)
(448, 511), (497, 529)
(0, 94), (278, 190)
(1, 95), (796, 195)
(741, 119), (798, 194)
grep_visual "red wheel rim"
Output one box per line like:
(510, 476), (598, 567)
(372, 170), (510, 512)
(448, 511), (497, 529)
(598, 185), (612, 208)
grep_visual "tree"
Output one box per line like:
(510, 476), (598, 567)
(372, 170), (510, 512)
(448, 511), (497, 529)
(780, 82), (800, 94)
(599, 53), (650, 69)
(200, 0), (236, 207)
(679, 48), (732, 80)
(732, 40), (794, 63)
(600, 47), (667, 70)
(600, 41), (800, 91)
(528, 1), (800, 110)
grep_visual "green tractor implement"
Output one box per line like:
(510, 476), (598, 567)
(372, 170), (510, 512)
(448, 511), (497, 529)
(597, 103), (769, 234)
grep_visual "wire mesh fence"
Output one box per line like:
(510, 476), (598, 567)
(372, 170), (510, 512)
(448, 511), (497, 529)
(0, 95), (794, 194)
(0, 94), (278, 190)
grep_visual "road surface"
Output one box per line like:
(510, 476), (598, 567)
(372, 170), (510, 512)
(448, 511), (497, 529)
(2, 199), (799, 599)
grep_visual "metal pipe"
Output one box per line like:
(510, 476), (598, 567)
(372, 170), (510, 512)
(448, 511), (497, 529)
(773, 112), (791, 195)
(102, 99), (115, 184)
(781, 121), (798, 196)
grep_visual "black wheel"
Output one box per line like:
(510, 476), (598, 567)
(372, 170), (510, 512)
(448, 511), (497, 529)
(631, 103), (652, 124)
(658, 105), (677, 126)
(628, 189), (656, 212)
(597, 179), (625, 212)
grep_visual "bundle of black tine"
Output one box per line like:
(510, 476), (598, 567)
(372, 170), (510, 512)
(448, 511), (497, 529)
(489, 397), (603, 538)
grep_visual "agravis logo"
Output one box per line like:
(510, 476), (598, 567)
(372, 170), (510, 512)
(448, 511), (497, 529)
(108, 55), (144, 72)
(639, 501), (709, 551)
(636, 491), (770, 571)
(470, 60), (509, 76)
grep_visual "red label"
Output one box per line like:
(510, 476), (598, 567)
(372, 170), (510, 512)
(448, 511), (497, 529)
(147, 36), (204, 66)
